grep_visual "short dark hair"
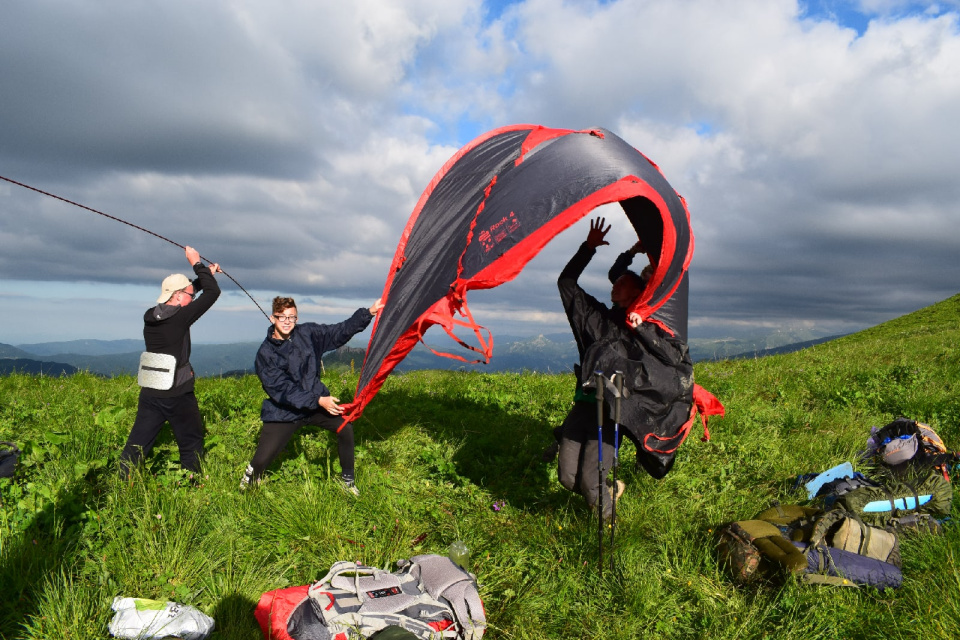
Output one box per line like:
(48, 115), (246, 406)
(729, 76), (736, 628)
(618, 270), (645, 290)
(272, 297), (297, 315)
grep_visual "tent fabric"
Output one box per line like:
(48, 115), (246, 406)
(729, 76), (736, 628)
(341, 125), (695, 424)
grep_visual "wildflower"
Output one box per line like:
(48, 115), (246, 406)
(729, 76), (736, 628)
(492, 500), (506, 512)
(155, 514), (162, 520)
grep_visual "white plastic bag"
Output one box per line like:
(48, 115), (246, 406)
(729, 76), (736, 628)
(108, 596), (215, 640)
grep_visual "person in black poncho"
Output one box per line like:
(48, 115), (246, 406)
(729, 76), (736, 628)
(120, 246), (221, 478)
(554, 217), (694, 520)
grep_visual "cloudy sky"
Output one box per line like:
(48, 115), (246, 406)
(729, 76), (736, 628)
(2, 0), (959, 350)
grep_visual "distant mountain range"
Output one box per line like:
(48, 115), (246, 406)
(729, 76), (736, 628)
(15, 339), (144, 356)
(0, 328), (845, 378)
(0, 358), (78, 376)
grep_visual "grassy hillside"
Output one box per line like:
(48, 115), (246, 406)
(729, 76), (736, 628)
(2, 295), (960, 638)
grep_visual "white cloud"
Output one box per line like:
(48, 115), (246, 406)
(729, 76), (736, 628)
(2, 0), (960, 347)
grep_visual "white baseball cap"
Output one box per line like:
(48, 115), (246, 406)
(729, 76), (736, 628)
(157, 273), (192, 304)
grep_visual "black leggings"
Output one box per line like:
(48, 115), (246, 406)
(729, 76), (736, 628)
(248, 411), (355, 482)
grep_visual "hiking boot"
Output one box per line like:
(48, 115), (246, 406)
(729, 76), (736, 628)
(607, 478), (626, 501)
(339, 477), (360, 497)
(590, 480), (626, 521)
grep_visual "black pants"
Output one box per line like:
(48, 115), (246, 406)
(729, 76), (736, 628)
(120, 391), (204, 476)
(557, 401), (622, 518)
(247, 411), (355, 482)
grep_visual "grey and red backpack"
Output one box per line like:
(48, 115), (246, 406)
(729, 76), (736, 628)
(255, 554), (485, 640)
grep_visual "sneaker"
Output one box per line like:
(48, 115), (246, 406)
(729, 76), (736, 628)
(240, 465), (255, 491)
(339, 478), (360, 497)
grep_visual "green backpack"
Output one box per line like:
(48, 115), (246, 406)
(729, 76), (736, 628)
(836, 467), (952, 527)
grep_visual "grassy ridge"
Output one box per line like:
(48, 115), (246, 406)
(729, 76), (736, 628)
(2, 295), (960, 638)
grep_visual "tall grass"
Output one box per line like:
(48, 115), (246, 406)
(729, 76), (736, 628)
(2, 294), (960, 638)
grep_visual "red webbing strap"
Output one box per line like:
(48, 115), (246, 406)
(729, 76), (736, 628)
(693, 383), (725, 442)
(644, 404), (697, 455)
(416, 296), (494, 364)
(413, 170), (499, 365)
(642, 384), (725, 455)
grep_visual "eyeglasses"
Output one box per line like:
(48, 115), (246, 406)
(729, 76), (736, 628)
(177, 289), (196, 300)
(273, 314), (298, 323)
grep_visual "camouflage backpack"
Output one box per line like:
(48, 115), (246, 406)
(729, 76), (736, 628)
(716, 504), (902, 588)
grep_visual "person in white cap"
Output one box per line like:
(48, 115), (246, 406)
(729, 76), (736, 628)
(120, 246), (221, 478)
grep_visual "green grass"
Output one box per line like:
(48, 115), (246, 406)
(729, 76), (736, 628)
(3, 294), (960, 638)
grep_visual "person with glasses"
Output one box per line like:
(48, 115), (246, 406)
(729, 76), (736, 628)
(242, 295), (383, 495)
(120, 246), (221, 478)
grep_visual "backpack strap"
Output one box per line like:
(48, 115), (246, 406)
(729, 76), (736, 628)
(314, 561), (371, 592)
(878, 485), (902, 518)
(851, 513), (872, 556)
(802, 573), (859, 587)
(439, 580), (486, 640)
(803, 543), (858, 587)
(773, 501), (785, 519)
(409, 555), (486, 637)
(904, 480), (921, 512)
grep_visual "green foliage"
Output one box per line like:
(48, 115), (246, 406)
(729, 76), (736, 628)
(3, 295), (960, 637)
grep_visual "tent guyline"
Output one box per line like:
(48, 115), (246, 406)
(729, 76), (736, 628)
(0, 173), (270, 320)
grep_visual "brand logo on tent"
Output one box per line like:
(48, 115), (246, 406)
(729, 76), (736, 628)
(479, 211), (521, 252)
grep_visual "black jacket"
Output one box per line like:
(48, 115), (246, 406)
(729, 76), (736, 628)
(256, 308), (373, 422)
(558, 242), (693, 479)
(141, 262), (221, 398)
(558, 242), (629, 362)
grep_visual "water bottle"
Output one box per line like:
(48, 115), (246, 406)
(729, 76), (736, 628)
(448, 540), (470, 571)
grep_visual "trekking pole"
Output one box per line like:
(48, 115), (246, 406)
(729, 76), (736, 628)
(610, 371), (623, 573)
(594, 370), (605, 577)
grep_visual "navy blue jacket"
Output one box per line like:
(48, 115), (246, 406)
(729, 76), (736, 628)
(255, 308), (373, 422)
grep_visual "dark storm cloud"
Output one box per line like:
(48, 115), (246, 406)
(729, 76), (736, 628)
(2, 0), (960, 345)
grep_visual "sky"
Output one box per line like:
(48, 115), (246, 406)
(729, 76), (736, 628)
(2, 0), (960, 349)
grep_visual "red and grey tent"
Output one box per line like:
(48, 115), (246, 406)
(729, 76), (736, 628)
(341, 125), (704, 424)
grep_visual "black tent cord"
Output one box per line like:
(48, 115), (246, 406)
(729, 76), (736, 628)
(0, 174), (270, 320)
